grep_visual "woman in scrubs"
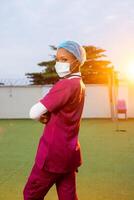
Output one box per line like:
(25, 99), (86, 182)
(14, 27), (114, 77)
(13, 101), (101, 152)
(23, 41), (86, 200)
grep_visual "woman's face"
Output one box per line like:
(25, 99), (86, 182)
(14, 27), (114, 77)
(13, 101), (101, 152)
(56, 48), (80, 73)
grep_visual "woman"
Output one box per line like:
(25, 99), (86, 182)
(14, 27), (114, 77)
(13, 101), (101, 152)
(23, 41), (86, 200)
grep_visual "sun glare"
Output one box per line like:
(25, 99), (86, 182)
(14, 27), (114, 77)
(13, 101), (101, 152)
(125, 62), (134, 82)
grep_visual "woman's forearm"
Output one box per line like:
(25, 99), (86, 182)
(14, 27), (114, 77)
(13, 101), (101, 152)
(29, 102), (48, 120)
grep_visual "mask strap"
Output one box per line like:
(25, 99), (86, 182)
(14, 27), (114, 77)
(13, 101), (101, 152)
(70, 59), (80, 73)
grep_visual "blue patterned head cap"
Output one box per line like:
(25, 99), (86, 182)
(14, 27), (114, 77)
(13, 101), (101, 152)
(57, 40), (86, 65)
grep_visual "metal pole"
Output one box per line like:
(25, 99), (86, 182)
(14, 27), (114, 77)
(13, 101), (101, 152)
(112, 71), (119, 130)
(113, 71), (126, 132)
(108, 72), (114, 120)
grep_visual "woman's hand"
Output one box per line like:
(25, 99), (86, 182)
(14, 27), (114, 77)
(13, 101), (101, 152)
(39, 112), (51, 124)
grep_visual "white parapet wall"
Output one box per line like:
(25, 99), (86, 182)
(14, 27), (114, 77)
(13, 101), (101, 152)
(82, 84), (111, 118)
(0, 83), (134, 119)
(0, 85), (42, 118)
(127, 84), (134, 118)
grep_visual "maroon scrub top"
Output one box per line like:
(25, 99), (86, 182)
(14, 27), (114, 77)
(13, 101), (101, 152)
(35, 77), (85, 173)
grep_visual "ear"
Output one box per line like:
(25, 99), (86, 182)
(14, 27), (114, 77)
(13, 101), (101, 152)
(73, 60), (81, 68)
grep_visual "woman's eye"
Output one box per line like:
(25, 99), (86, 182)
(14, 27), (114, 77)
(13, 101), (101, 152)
(62, 58), (67, 62)
(56, 58), (68, 62)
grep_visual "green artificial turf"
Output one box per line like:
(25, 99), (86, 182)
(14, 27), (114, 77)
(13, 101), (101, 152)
(0, 119), (134, 200)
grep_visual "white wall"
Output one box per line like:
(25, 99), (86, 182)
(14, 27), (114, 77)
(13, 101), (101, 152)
(0, 86), (42, 118)
(82, 85), (111, 118)
(0, 83), (134, 119)
(128, 84), (134, 117)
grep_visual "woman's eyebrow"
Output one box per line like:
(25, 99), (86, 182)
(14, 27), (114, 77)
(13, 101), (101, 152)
(56, 56), (67, 60)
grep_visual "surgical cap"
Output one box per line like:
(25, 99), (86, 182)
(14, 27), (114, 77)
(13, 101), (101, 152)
(57, 41), (86, 65)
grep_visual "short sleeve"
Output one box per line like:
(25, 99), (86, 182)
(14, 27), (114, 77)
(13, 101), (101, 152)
(39, 80), (72, 112)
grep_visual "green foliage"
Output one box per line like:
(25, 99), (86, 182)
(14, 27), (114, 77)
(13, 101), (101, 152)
(26, 72), (59, 85)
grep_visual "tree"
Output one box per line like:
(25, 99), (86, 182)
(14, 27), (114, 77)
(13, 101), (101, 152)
(26, 45), (58, 85)
(26, 45), (116, 85)
(81, 46), (113, 84)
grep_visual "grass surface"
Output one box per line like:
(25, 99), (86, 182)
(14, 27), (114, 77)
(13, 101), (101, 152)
(0, 119), (134, 200)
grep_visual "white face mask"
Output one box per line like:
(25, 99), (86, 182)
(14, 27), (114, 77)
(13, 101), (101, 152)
(54, 60), (78, 78)
(54, 62), (71, 77)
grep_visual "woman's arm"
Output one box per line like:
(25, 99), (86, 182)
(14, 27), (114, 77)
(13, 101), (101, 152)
(29, 102), (48, 120)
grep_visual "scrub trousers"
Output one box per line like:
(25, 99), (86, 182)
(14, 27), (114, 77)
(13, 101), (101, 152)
(23, 163), (78, 200)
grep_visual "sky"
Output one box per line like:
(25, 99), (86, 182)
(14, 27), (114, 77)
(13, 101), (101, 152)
(0, 0), (134, 80)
